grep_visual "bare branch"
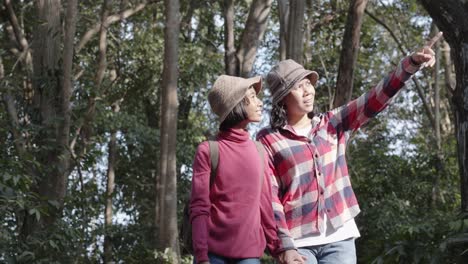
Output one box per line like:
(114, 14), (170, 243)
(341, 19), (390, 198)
(70, 0), (114, 157)
(365, 9), (408, 54)
(76, 0), (157, 52)
(4, 0), (29, 51)
(4, 2), (34, 76)
(96, 0), (111, 89)
(366, 8), (437, 131)
(412, 78), (436, 130)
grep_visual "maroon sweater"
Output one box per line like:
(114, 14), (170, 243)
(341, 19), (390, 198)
(189, 128), (279, 263)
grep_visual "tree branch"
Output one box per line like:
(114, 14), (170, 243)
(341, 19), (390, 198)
(236, 0), (273, 77)
(412, 77), (436, 131)
(4, 0), (29, 52)
(4, 0), (34, 77)
(222, 0), (236, 75)
(76, 0), (157, 52)
(365, 9), (408, 54)
(366, 8), (436, 131)
(309, 13), (336, 33)
(1, 55), (26, 158)
(71, 0), (113, 159)
(442, 40), (455, 96)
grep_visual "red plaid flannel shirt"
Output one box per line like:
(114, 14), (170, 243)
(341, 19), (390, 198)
(257, 57), (422, 251)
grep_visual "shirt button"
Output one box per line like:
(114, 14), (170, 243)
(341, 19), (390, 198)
(320, 191), (324, 195)
(314, 154), (318, 158)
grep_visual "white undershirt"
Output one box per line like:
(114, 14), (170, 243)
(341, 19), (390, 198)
(292, 125), (360, 247)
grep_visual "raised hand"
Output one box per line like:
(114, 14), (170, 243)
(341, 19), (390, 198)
(411, 31), (443, 67)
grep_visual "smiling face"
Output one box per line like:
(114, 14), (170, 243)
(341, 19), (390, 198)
(244, 86), (263, 122)
(283, 78), (315, 118)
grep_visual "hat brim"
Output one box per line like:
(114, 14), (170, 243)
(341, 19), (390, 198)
(246, 76), (262, 94)
(288, 70), (319, 91)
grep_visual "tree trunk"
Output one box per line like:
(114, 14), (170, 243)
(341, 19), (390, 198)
(222, 0), (237, 75)
(286, 0), (305, 63)
(156, 0), (180, 261)
(96, 0), (112, 89)
(236, 0), (273, 77)
(432, 27), (445, 207)
(104, 102), (119, 264)
(332, 0), (368, 108)
(419, 0), (468, 213)
(20, 0), (77, 238)
(278, 0), (289, 61)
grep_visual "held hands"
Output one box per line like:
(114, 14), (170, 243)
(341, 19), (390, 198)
(411, 32), (443, 67)
(278, 249), (307, 264)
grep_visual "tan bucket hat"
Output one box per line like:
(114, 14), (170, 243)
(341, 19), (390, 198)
(208, 75), (262, 122)
(266, 59), (319, 105)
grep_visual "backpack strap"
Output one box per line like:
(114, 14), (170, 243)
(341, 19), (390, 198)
(208, 141), (219, 187)
(208, 141), (263, 187)
(254, 141), (265, 186)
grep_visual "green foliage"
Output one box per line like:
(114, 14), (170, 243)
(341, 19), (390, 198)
(1, 0), (466, 263)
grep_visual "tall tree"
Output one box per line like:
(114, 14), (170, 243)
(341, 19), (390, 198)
(156, 0), (180, 261)
(104, 105), (118, 264)
(223, 0), (236, 75)
(286, 0), (306, 63)
(222, 0), (273, 77)
(418, 0), (468, 213)
(333, 0), (368, 108)
(278, 0), (289, 61)
(6, 0), (79, 237)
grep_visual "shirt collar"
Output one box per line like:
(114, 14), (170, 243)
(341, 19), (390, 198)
(218, 128), (250, 143)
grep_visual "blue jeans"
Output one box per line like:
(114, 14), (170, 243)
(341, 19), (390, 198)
(194, 252), (260, 264)
(297, 238), (356, 264)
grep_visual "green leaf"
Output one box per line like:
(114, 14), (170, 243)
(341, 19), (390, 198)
(49, 240), (59, 250)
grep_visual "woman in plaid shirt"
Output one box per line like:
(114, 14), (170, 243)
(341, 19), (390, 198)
(257, 33), (443, 264)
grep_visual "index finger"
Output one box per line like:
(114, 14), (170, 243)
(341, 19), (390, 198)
(426, 32), (443, 48)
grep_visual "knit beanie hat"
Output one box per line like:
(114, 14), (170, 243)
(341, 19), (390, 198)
(266, 59), (319, 105)
(208, 75), (262, 122)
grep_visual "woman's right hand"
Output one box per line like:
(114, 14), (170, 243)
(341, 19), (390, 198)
(278, 249), (307, 264)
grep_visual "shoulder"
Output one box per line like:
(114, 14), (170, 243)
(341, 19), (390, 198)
(195, 141), (211, 157)
(256, 127), (277, 140)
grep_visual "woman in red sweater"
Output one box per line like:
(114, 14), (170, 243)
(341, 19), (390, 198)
(190, 75), (279, 264)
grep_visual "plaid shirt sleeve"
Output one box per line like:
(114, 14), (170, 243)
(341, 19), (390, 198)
(329, 56), (423, 132)
(259, 137), (296, 252)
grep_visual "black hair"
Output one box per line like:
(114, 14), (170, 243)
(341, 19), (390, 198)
(219, 96), (250, 131)
(270, 103), (287, 130)
(270, 102), (315, 130)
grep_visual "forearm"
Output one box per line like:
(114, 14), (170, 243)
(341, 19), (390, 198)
(331, 56), (423, 131)
(192, 215), (209, 263)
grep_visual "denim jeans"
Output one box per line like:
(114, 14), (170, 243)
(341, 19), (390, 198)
(193, 252), (261, 264)
(297, 238), (356, 264)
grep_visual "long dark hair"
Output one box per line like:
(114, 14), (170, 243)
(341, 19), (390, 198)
(219, 96), (250, 131)
(270, 103), (287, 130)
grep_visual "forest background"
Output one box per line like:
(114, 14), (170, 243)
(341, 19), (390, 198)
(1, 0), (468, 263)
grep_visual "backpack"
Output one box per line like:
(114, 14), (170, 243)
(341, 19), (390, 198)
(180, 140), (264, 254)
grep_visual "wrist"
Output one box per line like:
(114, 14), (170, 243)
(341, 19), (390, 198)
(409, 55), (421, 66)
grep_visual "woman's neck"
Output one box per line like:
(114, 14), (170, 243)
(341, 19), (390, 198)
(287, 113), (311, 129)
(232, 120), (249, 130)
